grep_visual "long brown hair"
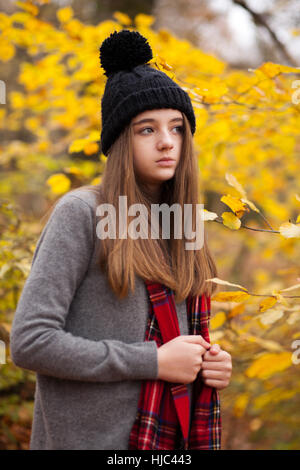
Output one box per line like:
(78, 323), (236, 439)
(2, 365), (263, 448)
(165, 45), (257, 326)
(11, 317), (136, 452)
(93, 111), (218, 303)
(42, 112), (218, 302)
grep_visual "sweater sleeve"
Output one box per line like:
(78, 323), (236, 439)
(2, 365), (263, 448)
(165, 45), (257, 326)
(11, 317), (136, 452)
(10, 194), (158, 383)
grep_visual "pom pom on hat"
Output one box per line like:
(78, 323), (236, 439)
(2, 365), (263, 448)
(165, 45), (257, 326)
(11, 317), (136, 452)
(99, 29), (153, 77)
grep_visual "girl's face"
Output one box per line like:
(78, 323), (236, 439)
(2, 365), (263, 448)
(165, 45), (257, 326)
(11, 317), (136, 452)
(131, 108), (183, 198)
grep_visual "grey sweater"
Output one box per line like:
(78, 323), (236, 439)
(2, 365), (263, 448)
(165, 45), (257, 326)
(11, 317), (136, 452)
(10, 188), (192, 450)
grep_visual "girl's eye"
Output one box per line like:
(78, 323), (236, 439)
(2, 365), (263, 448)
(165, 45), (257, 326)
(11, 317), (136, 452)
(140, 126), (183, 134)
(140, 127), (153, 134)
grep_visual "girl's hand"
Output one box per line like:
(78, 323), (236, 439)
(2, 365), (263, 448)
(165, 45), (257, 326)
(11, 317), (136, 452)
(200, 343), (232, 390)
(157, 335), (210, 384)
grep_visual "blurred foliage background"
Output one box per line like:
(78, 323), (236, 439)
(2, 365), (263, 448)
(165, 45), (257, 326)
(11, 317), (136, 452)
(0, 0), (300, 450)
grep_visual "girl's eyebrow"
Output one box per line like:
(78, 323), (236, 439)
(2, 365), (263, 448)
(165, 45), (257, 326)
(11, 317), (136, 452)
(132, 117), (183, 126)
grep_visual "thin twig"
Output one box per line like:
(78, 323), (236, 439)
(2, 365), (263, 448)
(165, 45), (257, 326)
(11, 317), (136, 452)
(245, 292), (300, 298)
(214, 218), (280, 233)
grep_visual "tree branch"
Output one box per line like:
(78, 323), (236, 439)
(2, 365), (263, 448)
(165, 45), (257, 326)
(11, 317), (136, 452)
(232, 0), (298, 67)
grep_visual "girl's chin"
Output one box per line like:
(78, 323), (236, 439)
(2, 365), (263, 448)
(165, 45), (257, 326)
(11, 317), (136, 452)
(155, 167), (176, 176)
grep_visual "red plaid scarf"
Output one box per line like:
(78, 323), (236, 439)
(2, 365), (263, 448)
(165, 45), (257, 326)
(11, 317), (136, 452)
(128, 280), (221, 450)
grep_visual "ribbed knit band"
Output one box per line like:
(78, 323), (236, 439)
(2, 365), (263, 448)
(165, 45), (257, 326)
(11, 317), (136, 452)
(101, 86), (195, 156)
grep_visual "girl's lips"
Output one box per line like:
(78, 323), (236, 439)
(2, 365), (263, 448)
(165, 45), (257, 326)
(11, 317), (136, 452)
(156, 159), (175, 166)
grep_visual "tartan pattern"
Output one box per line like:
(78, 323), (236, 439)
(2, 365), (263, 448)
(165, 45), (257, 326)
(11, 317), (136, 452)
(128, 280), (221, 450)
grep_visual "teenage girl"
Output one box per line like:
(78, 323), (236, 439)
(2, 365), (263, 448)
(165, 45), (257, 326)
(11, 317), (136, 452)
(10, 29), (232, 450)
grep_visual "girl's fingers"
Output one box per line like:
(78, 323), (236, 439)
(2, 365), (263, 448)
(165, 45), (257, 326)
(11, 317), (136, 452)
(201, 361), (226, 370)
(201, 369), (226, 379)
(202, 378), (226, 389)
(203, 344), (221, 358)
(180, 335), (210, 348)
(203, 350), (228, 361)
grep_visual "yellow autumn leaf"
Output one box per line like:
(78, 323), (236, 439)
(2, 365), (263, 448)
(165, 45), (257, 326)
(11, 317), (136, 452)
(64, 166), (83, 176)
(259, 308), (284, 325)
(56, 6), (73, 23)
(279, 283), (300, 293)
(277, 64), (300, 74)
(239, 334), (283, 352)
(228, 303), (245, 319)
(221, 212), (241, 230)
(258, 296), (278, 313)
(9, 92), (26, 109)
(209, 331), (224, 343)
(241, 197), (260, 213)
(150, 55), (173, 72)
(296, 215), (300, 223)
(0, 263), (12, 278)
(253, 339), (283, 353)
(225, 173), (246, 198)
(1, 322), (12, 333)
(225, 174), (260, 213)
(90, 176), (102, 186)
(46, 174), (71, 195)
(37, 141), (49, 152)
(288, 312), (300, 325)
(245, 352), (293, 379)
(257, 62), (282, 78)
(0, 12), (11, 30)
(64, 18), (82, 38)
(279, 222), (300, 238)
(113, 11), (132, 25)
(25, 117), (39, 131)
(87, 130), (100, 142)
(84, 142), (99, 155)
(16, 1), (39, 16)
(134, 13), (155, 27)
(0, 39), (15, 62)
(270, 290), (289, 307)
(69, 139), (87, 153)
(263, 198), (288, 220)
(210, 311), (226, 330)
(159, 58), (173, 71)
(202, 209), (218, 221)
(205, 277), (248, 291)
(221, 194), (249, 217)
(233, 393), (249, 418)
(212, 291), (250, 302)
(195, 82), (228, 103)
(254, 388), (298, 410)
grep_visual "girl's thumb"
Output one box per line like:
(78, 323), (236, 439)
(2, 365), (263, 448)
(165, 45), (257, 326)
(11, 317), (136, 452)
(209, 343), (221, 354)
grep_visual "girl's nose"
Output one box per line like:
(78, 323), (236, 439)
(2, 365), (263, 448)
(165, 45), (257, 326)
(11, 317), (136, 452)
(157, 131), (174, 150)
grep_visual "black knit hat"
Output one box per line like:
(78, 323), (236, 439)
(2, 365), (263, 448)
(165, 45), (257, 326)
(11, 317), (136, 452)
(99, 29), (196, 156)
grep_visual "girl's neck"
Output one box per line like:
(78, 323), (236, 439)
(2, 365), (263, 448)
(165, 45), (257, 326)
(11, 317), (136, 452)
(138, 182), (163, 205)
